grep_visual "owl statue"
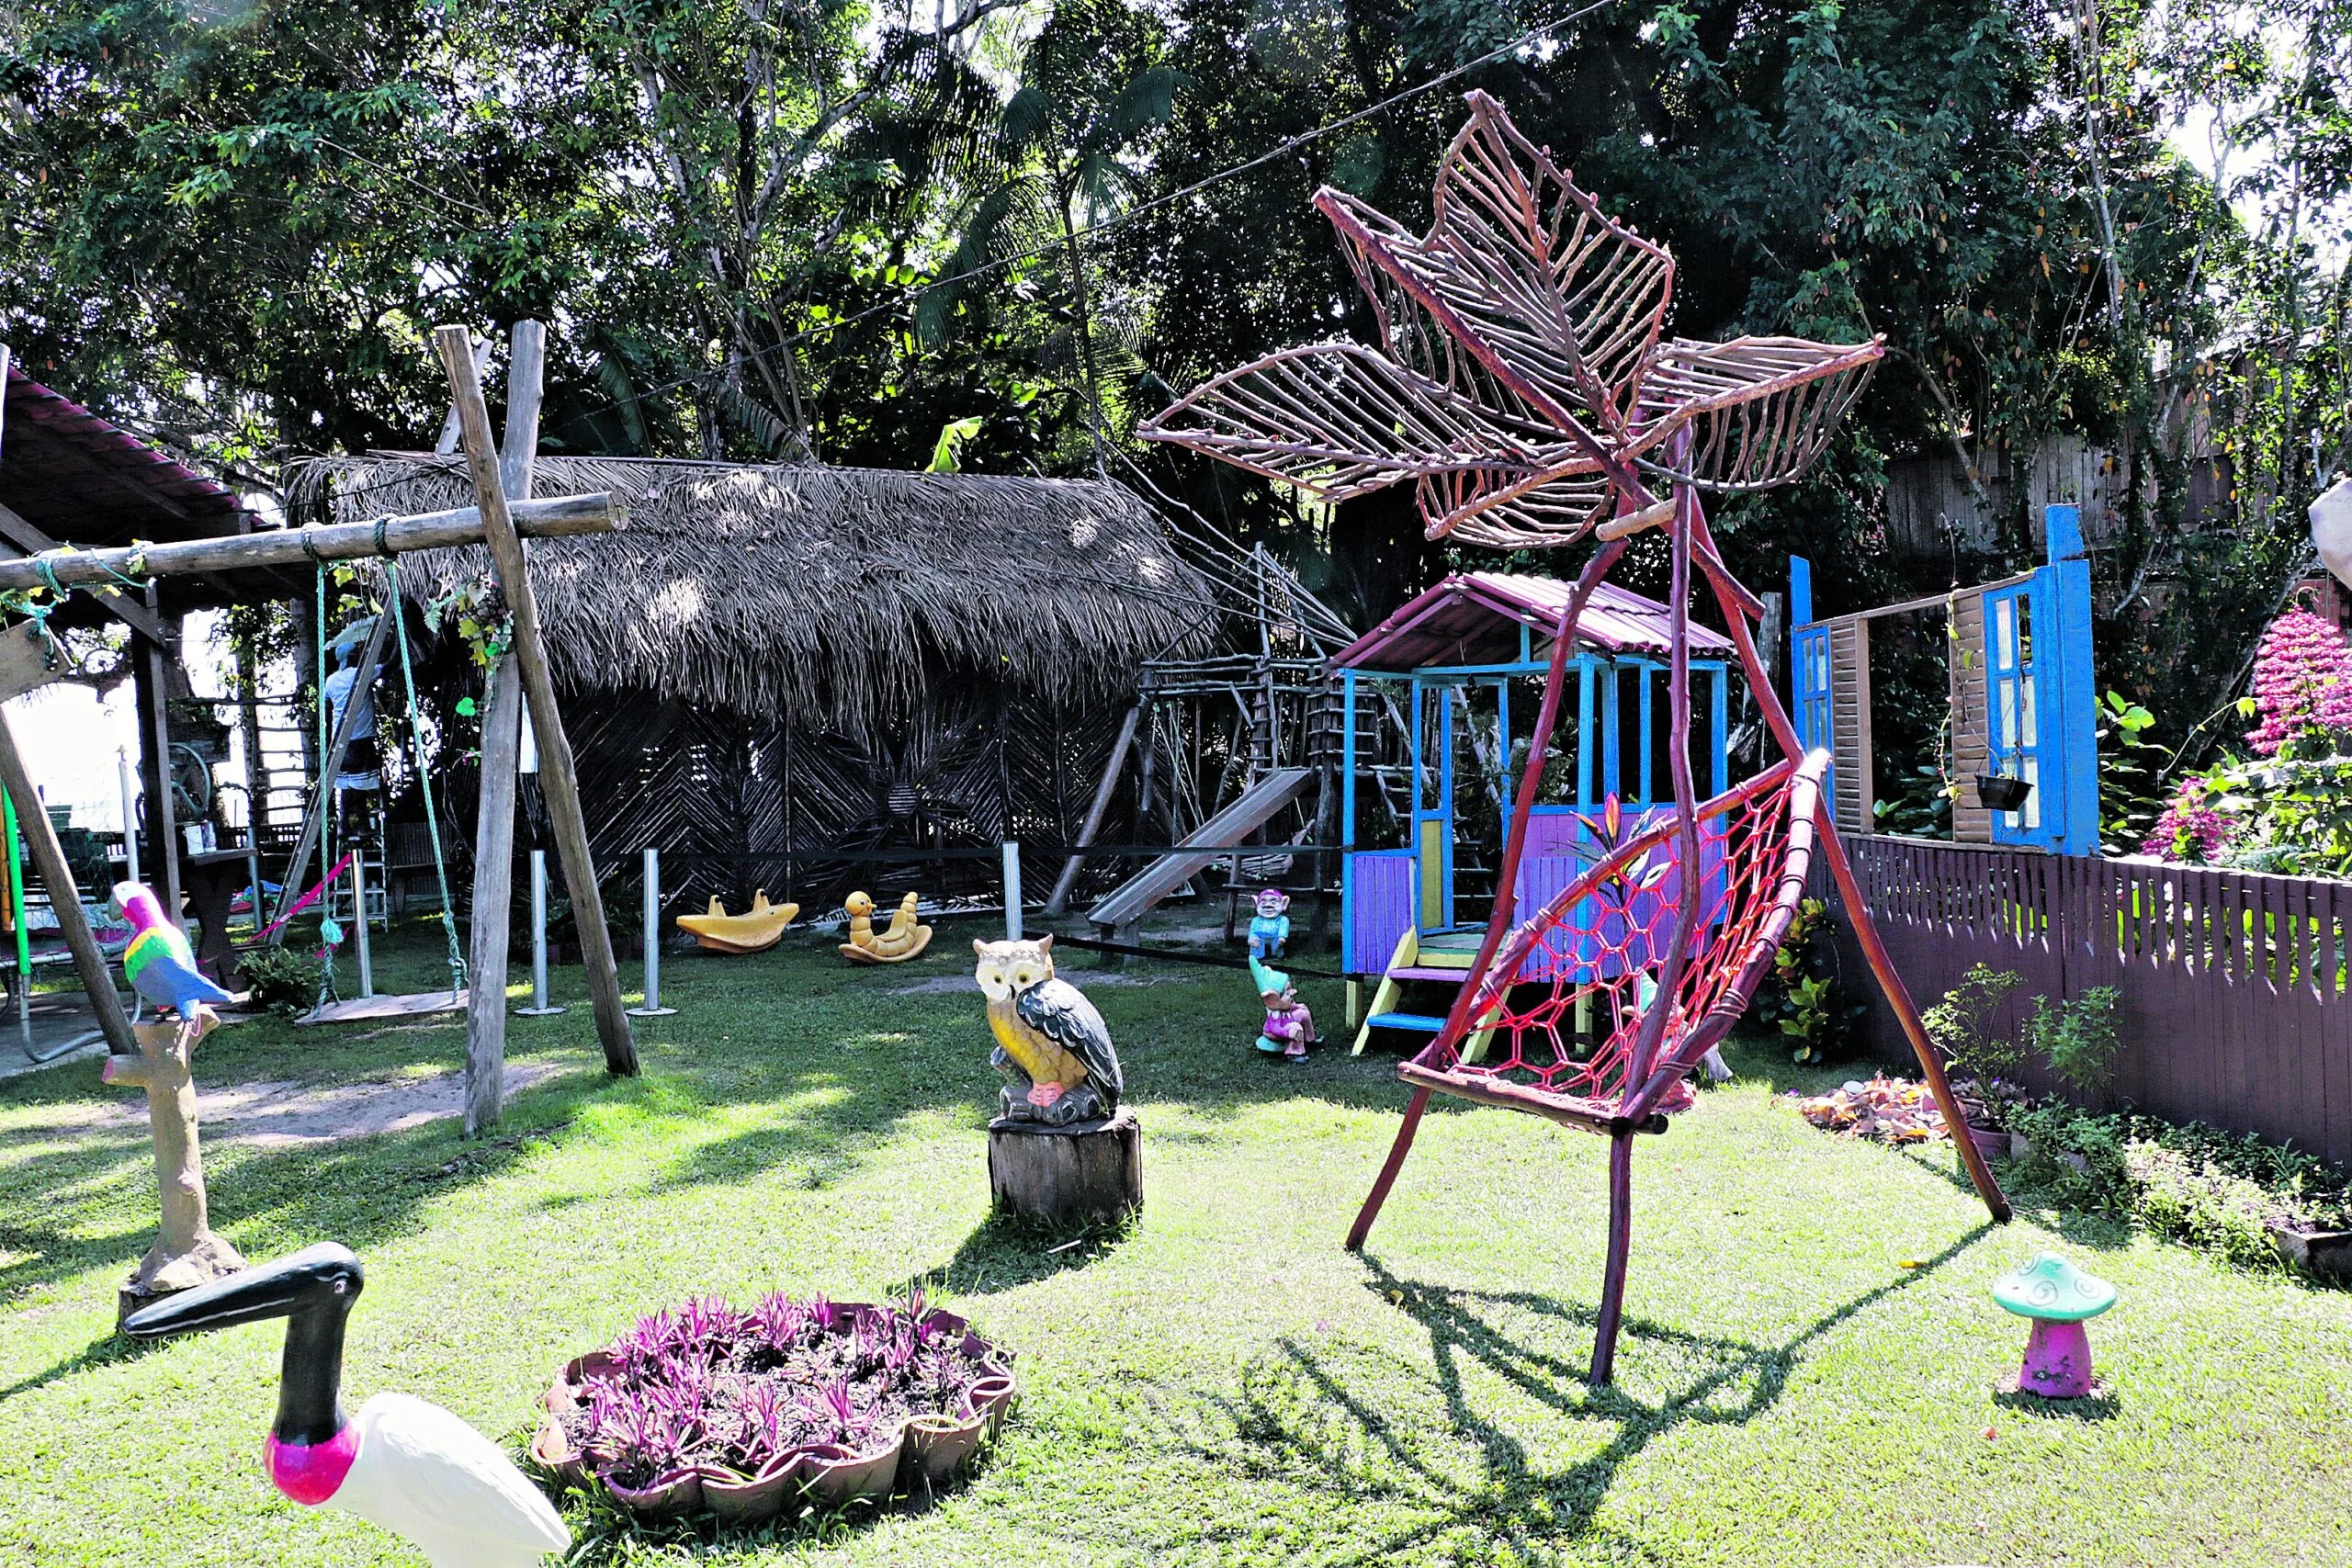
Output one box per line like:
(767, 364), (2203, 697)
(973, 934), (1124, 1127)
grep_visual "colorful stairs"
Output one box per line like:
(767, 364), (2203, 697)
(1351, 929), (1502, 1058)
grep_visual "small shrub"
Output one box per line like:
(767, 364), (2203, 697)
(2126, 1144), (2286, 1270)
(1922, 964), (2025, 1083)
(1758, 897), (1862, 1065)
(236, 944), (322, 1016)
(2030, 986), (2122, 1095)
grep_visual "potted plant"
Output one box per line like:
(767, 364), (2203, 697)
(1921, 964), (2026, 1157)
(535, 1289), (1015, 1531)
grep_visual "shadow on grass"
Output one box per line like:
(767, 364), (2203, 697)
(1992, 1382), (2122, 1421)
(1182, 1226), (1996, 1565)
(0, 1325), (166, 1404)
(897, 1207), (1138, 1299)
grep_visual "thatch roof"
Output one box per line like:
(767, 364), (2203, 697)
(285, 455), (1216, 733)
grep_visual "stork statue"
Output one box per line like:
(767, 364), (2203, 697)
(2312, 475), (2352, 592)
(123, 1243), (571, 1568)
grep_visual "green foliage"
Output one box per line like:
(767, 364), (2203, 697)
(1757, 897), (1860, 1066)
(2098, 690), (2165, 853)
(2027, 985), (2122, 1096)
(234, 943), (323, 1017)
(2007, 1101), (2352, 1273)
(1920, 963), (2024, 1083)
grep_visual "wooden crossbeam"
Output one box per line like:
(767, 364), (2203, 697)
(0, 502), (173, 644)
(0, 492), (623, 594)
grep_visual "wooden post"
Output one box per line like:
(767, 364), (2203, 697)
(434, 324), (636, 1076)
(465, 320), (543, 1135)
(0, 706), (137, 1055)
(1043, 701), (1140, 916)
(133, 595), (182, 928)
(988, 1107), (1143, 1229)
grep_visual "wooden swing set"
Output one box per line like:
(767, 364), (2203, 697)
(1142, 92), (2010, 1383)
(0, 327), (639, 1114)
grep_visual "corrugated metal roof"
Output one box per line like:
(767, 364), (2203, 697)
(2, 364), (253, 542)
(1333, 570), (1734, 672)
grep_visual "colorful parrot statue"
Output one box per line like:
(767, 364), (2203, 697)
(115, 881), (235, 1021)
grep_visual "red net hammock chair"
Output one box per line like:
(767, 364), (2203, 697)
(1396, 752), (1827, 1138)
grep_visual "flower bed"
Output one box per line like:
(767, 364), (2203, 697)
(532, 1290), (1015, 1527)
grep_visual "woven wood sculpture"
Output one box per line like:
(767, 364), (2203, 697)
(1142, 91), (2008, 1384)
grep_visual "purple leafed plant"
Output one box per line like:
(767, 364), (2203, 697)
(563, 1287), (1011, 1494)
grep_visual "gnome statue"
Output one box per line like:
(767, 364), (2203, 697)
(1250, 956), (1315, 1062)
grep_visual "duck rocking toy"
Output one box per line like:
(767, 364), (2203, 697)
(124, 1242), (571, 1568)
(675, 888), (798, 953)
(839, 890), (933, 964)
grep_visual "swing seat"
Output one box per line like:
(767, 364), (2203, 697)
(1398, 752), (1828, 1131)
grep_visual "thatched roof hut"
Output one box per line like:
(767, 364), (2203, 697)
(287, 455), (1215, 738)
(284, 455), (1217, 904)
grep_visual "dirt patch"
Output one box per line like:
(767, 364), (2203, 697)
(58, 1060), (565, 1147)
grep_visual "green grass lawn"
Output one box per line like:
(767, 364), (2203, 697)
(3, 919), (2347, 1567)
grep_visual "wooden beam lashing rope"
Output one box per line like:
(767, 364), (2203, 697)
(433, 324), (638, 1077)
(0, 492), (624, 595)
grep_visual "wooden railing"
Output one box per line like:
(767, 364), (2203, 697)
(1830, 837), (2352, 1167)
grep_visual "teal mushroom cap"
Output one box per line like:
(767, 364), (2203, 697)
(1991, 1252), (2116, 1322)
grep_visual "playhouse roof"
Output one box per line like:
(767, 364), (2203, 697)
(285, 454), (1216, 734)
(1332, 571), (1733, 672)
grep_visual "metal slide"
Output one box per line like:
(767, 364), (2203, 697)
(1085, 767), (1313, 932)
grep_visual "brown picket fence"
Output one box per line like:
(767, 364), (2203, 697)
(1826, 837), (2352, 1168)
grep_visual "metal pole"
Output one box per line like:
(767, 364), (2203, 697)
(118, 750), (141, 885)
(628, 846), (676, 1018)
(351, 845), (374, 999)
(514, 849), (564, 1017)
(1002, 840), (1023, 940)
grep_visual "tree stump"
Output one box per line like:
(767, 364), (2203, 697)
(988, 1106), (1142, 1230)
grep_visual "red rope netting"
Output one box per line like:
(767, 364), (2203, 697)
(1401, 750), (1831, 1133)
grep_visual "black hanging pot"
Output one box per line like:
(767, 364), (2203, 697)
(1975, 774), (2032, 812)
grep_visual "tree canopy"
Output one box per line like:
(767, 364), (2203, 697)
(4, 0), (2346, 772)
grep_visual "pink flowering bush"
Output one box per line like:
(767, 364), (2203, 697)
(2140, 778), (2234, 863)
(2246, 608), (2352, 758)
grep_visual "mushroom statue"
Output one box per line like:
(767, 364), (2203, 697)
(123, 1243), (571, 1567)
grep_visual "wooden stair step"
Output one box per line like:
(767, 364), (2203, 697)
(1387, 965), (1481, 984)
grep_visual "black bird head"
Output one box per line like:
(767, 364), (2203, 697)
(124, 1242), (367, 1447)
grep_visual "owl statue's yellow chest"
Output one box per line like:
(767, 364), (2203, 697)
(987, 994), (1088, 1088)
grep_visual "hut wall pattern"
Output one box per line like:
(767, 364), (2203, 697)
(555, 691), (1137, 913)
